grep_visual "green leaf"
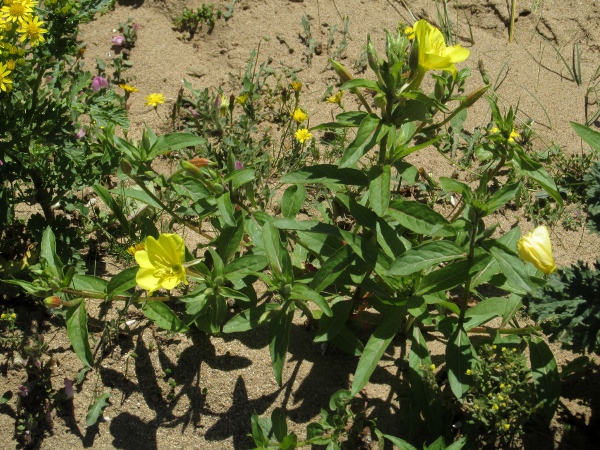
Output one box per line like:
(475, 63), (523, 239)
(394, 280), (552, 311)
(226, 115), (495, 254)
(93, 185), (131, 237)
(415, 254), (489, 296)
(223, 254), (268, 281)
(570, 121), (600, 152)
(351, 309), (403, 396)
(314, 298), (354, 343)
(290, 284), (332, 316)
(71, 275), (108, 294)
(488, 242), (533, 294)
(513, 151), (562, 205)
(464, 297), (506, 330)
(271, 408), (288, 442)
(0, 391), (12, 404)
(486, 181), (521, 214)
(446, 325), (476, 400)
(309, 245), (354, 292)
(106, 267), (137, 296)
(263, 221), (293, 283)
(440, 177), (472, 203)
(86, 393), (111, 426)
(148, 133), (206, 159)
(389, 200), (455, 237)
(142, 302), (189, 333)
(224, 167), (256, 190)
(41, 227), (64, 281)
(381, 434), (418, 450)
(339, 230), (392, 276)
(269, 302), (295, 386)
(340, 78), (381, 91)
(281, 165), (369, 186)
(388, 241), (466, 276)
(408, 327), (445, 436)
(251, 412), (269, 446)
(66, 301), (94, 367)
(368, 165), (391, 216)
(2, 279), (49, 297)
(223, 303), (279, 333)
(340, 114), (382, 168)
(331, 326), (364, 356)
(216, 192), (236, 227)
(529, 336), (560, 417)
(281, 184), (306, 219)
(216, 219), (245, 264)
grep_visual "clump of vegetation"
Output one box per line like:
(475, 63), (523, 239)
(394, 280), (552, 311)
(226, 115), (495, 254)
(172, 4), (222, 38)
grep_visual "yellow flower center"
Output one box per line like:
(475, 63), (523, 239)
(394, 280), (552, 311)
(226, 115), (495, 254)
(10, 4), (25, 16)
(26, 23), (40, 37)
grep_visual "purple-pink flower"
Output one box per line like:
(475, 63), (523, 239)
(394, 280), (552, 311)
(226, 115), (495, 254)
(64, 378), (74, 399)
(75, 128), (86, 140)
(91, 76), (109, 92)
(188, 108), (200, 118)
(234, 161), (243, 170)
(111, 35), (125, 46)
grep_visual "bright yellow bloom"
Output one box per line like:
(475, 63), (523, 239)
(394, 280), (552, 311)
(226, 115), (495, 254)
(135, 234), (188, 294)
(500, 383), (506, 389)
(1, 0), (35, 23)
(145, 92), (165, 107)
(413, 19), (470, 77)
(466, 369), (472, 375)
(295, 128), (312, 144)
(517, 225), (557, 275)
(0, 62), (13, 92)
(326, 91), (343, 105)
(17, 15), (48, 47)
(489, 126), (500, 134)
(127, 243), (145, 256)
(492, 404), (499, 411)
(0, 313), (5, 319)
(404, 26), (415, 40)
(10, 313), (16, 319)
(508, 129), (520, 143)
(291, 81), (302, 93)
(235, 92), (248, 105)
(503, 423), (510, 430)
(119, 84), (138, 94)
(292, 107), (308, 123)
(429, 364), (436, 371)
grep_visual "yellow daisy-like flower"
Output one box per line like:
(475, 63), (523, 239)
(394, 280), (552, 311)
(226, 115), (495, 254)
(290, 81), (302, 93)
(413, 19), (470, 77)
(6, 60), (16, 70)
(1, 0), (35, 23)
(517, 225), (557, 275)
(127, 242), (145, 256)
(507, 129), (520, 143)
(235, 92), (248, 105)
(0, 62), (13, 92)
(489, 126), (500, 134)
(404, 25), (415, 40)
(134, 234), (188, 294)
(326, 91), (343, 105)
(145, 92), (165, 107)
(295, 128), (312, 144)
(292, 107), (308, 123)
(119, 83), (138, 94)
(17, 15), (48, 47)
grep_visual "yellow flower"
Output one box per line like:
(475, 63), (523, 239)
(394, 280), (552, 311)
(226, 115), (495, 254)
(295, 128), (312, 144)
(291, 81), (303, 93)
(2, 0), (35, 23)
(145, 92), (165, 107)
(1, 313), (6, 319)
(6, 60), (15, 70)
(517, 225), (557, 275)
(235, 92), (248, 105)
(498, 395), (504, 401)
(0, 62), (13, 92)
(135, 234), (188, 294)
(17, 15), (48, 47)
(10, 313), (16, 319)
(429, 364), (436, 371)
(500, 383), (506, 389)
(489, 126), (500, 134)
(404, 26), (415, 40)
(492, 404), (499, 411)
(127, 243), (145, 256)
(508, 129), (520, 143)
(119, 84), (138, 94)
(466, 369), (472, 375)
(326, 91), (343, 105)
(503, 423), (510, 430)
(413, 19), (470, 77)
(292, 107), (308, 123)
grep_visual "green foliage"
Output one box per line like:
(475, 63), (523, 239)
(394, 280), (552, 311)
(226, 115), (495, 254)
(524, 260), (600, 355)
(585, 161), (600, 234)
(172, 4), (223, 38)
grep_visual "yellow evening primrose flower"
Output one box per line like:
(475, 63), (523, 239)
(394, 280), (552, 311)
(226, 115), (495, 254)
(517, 225), (557, 275)
(413, 19), (470, 77)
(2, 0), (35, 23)
(135, 234), (188, 294)
(17, 15), (48, 47)
(0, 62), (13, 92)
(517, 225), (556, 275)
(119, 84), (138, 94)
(295, 128), (312, 144)
(292, 107), (308, 123)
(145, 92), (165, 107)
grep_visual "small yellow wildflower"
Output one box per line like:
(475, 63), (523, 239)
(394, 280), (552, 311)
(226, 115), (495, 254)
(512, 348), (517, 352)
(489, 126), (500, 134)
(466, 369), (472, 375)
(2, 0), (35, 23)
(508, 129), (520, 143)
(235, 92), (248, 105)
(498, 395), (504, 401)
(0, 62), (13, 92)
(492, 404), (499, 411)
(502, 347), (507, 352)
(501, 403), (507, 407)
(413, 19), (470, 77)
(1, 313), (6, 320)
(295, 128), (312, 144)
(430, 364), (436, 371)
(504, 424), (510, 430)
(127, 243), (145, 256)
(291, 81), (302, 93)
(492, 345), (497, 350)
(145, 92), (165, 107)
(292, 107), (308, 123)
(404, 26), (415, 40)
(17, 15), (48, 47)
(6, 60), (15, 70)
(500, 383), (506, 389)
(326, 91), (343, 105)
(119, 84), (139, 94)
(10, 313), (16, 319)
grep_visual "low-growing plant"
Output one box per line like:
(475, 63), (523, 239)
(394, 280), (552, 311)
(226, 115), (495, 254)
(172, 4), (222, 38)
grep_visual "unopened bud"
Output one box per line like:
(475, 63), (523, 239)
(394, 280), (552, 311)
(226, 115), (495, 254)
(44, 296), (62, 309)
(374, 93), (387, 110)
(366, 36), (383, 76)
(120, 159), (133, 175)
(462, 85), (489, 108)
(329, 59), (353, 84)
(188, 158), (211, 168)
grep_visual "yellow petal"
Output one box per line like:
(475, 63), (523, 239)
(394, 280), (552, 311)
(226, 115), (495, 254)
(134, 250), (154, 269)
(136, 267), (161, 293)
(517, 226), (556, 275)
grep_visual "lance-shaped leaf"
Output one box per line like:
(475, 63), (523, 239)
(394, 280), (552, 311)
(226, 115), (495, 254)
(446, 324), (476, 400)
(41, 227), (64, 281)
(215, 218), (245, 264)
(223, 303), (279, 333)
(512, 151), (562, 205)
(66, 301), (94, 367)
(281, 165), (369, 186)
(314, 298), (354, 343)
(269, 302), (295, 386)
(281, 184), (306, 219)
(570, 121), (600, 152)
(415, 253), (490, 296)
(388, 200), (455, 237)
(368, 165), (391, 216)
(351, 308), (403, 396)
(529, 336), (560, 417)
(216, 192), (236, 227)
(107, 267), (137, 296)
(290, 284), (332, 316)
(340, 114), (383, 168)
(262, 221), (293, 283)
(488, 242), (534, 295)
(388, 241), (466, 276)
(309, 245), (354, 293)
(142, 301), (189, 333)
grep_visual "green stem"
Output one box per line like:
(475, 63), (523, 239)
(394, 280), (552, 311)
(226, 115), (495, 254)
(60, 288), (170, 302)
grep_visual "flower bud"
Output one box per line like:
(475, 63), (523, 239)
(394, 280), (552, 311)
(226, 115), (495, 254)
(329, 59), (353, 84)
(44, 296), (62, 309)
(517, 225), (557, 275)
(120, 159), (133, 175)
(188, 158), (211, 168)
(462, 85), (489, 108)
